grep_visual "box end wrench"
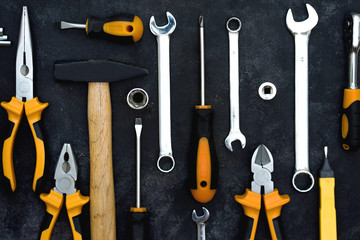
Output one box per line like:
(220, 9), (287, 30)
(224, 17), (246, 152)
(150, 12), (176, 173)
(286, 4), (318, 192)
(192, 207), (210, 240)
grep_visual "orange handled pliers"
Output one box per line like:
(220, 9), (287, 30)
(39, 143), (89, 240)
(235, 145), (290, 240)
(1, 6), (48, 192)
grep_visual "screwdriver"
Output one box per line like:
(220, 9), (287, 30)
(55, 13), (144, 43)
(188, 16), (219, 203)
(128, 118), (149, 240)
(319, 146), (337, 240)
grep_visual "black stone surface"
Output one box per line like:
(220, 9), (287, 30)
(0, 1), (359, 239)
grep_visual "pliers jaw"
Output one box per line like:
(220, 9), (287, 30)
(54, 143), (78, 195)
(251, 144), (274, 194)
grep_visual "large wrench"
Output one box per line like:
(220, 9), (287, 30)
(286, 4), (318, 192)
(225, 17), (246, 152)
(150, 12), (176, 173)
(192, 207), (210, 240)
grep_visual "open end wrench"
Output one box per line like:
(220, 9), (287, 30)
(150, 12), (176, 173)
(192, 207), (210, 240)
(225, 17), (246, 152)
(286, 4), (318, 192)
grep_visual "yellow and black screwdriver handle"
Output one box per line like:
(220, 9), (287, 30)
(235, 189), (290, 240)
(1, 97), (48, 192)
(341, 89), (360, 151)
(39, 189), (89, 240)
(85, 13), (143, 43)
(189, 106), (219, 203)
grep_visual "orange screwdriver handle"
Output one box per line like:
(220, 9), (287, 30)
(235, 189), (261, 240)
(86, 14), (143, 43)
(263, 189), (290, 240)
(341, 89), (360, 151)
(1, 97), (24, 192)
(189, 107), (218, 203)
(25, 97), (49, 192)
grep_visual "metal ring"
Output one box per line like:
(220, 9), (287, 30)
(127, 88), (149, 110)
(258, 82), (277, 100)
(292, 170), (315, 193)
(226, 17), (242, 33)
(157, 155), (175, 173)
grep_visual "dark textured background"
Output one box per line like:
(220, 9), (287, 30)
(0, 0), (359, 239)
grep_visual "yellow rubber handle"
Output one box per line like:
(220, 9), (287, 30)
(24, 97), (49, 191)
(39, 190), (64, 240)
(319, 178), (337, 240)
(66, 191), (90, 240)
(341, 89), (360, 150)
(1, 97), (24, 191)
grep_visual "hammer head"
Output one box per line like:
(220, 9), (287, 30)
(54, 60), (148, 83)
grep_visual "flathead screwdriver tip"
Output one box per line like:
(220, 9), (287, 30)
(324, 146), (328, 159)
(199, 15), (204, 27)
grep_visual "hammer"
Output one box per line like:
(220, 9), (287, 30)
(54, 60), (148, 240)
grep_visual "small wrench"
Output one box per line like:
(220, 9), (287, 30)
(286, 4), (318, 192)
(149, 12), (176, 173)
(192, 207), (210, 240)
(225, 17), (246, 152)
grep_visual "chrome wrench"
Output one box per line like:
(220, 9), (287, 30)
(286, 4), (318, 192)
(150, 12), (176, 173)
(192, 207), (210, 240)
(225, 17), (246, 152)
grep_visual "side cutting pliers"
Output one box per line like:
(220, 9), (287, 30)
(1, 6), (49, 192)
(39, 143), (89, 240)
(235, 144), (290, 240)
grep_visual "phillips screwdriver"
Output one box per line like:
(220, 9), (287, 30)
(128, 118), (149, 240)
(188, 16), (219, 203)
(341, 13), (360, 151)
(319, 146), (337, 240)
(55, 13), (144, 43)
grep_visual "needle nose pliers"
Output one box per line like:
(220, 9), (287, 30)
(235, 144), (290, 240)
(1, 6), (48, 192)
(39, 143), (89, 240)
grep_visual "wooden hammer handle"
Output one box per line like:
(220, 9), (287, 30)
(88, 82), (116, 240)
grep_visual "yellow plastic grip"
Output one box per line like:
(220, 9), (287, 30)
(24, 97), (48, 191)
(103, 15), (143, 42)
(40, 190), (64, 240)
(319, 178), (337, 240)
(66, 191), (90, 240)
(234, 189), (261, 240)
(263, 189), (290, 240)
(1, 97), (24, 191)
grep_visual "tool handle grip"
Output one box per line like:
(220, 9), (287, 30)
(24, 97), (48, 192)
(1, 97), (24, 192)
(86, 14), (143, 43)
(66, 191), (90, 240)
(88, 82), (116, 240)
(127, 209), (149, 240)
(341, 89), (360, 150)
(319, 178), (337, 240)
(39, 190), (64, 240)
(189, 107), (218, 203)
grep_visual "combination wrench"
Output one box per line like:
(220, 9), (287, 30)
(149, 12), (176, 173)
(286, 4), (318, 192)
(192, 207), (210, 240)
(225, 17), (246, 152)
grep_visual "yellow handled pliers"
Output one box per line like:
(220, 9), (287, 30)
(39, 143), (89, 240)
(1, 6), (48, 192)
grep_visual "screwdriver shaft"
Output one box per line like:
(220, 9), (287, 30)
(60, 21), (86, 29)
(199, 16), (205, 106)
(135, 118), (142, 209)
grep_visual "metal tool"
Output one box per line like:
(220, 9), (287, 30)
(286, 3), (318, 192)
(258, 82), (277, 100)
(149, 12), (176, 173)
(224, 17), (246, 152)
(0, 27), (11, 46)
(127, 88), (149, 110)
(192, 207), (210, 240)
(341, 13), (360, 151)
(1, 6), (48, 192)
(235, 145), (290, 240)
(319, 146), (337, 240)
(39, 143), (89, 240)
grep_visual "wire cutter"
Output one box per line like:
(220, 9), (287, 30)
(39, 143), (89, 240)
(1, 6), (49, 192)
(235, 144), (290, 240)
